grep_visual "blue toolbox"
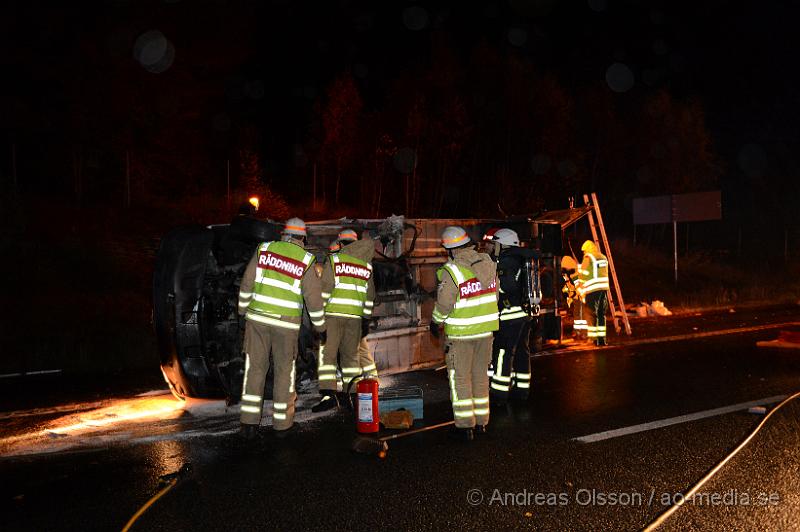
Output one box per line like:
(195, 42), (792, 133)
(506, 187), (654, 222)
(378, 386), (424, 421)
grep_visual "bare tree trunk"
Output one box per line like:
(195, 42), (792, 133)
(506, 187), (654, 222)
(372, 147), (377, 216)
(437, 156), (447, 216)
(404, 174), (409, 215)
(312, 162), (317, 211)
(375, 176), (382, 218)
(11, 142), (17, 193)
(125, 150), (131, 208)
(322, 162), (327, 205)
(335, 157), (341, 207)
(411, 138), (419, 216)
(72, 147), (83, 205)
(468, 142), (478, 214)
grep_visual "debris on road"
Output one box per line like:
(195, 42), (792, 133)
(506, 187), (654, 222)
(631, 300), (673, 317)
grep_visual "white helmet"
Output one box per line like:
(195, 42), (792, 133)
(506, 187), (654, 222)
(441, 226), (471, 249)
(283, 217), (307, 237)
(493, 228), (520, 247)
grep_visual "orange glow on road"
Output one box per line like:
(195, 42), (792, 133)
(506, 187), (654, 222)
(46, 396), (185, 435)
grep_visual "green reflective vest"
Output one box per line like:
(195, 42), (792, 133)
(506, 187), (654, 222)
(433, 262), (499, 339)
(324, 252), (372, 318)
(578, 252), (609, 296)
(247, 241), (314, 321)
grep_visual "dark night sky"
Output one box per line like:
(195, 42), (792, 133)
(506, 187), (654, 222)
(2, 0), (799, 231)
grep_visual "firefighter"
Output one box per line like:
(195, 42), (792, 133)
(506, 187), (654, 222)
(561, 256), (588, 342)
(430, 226), (499, 441)
(487, 229), (537, 404)
(312, 229), (376, 412)
(237, 217), (326, 439)
(578, 240), (610, 346)
(325, 230), (375, 383)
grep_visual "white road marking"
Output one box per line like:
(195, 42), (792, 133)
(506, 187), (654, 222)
(573, 395), (787, 444)
(535, 321), (800, 357)
(0, 369), (62, 379)
(25, 369), (62, 376)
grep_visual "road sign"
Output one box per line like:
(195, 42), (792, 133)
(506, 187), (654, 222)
(633, 191), (722, 225)
(671, 190), (722, 223)
(633, 195), (672, 225)
(632, 191), (722, 285)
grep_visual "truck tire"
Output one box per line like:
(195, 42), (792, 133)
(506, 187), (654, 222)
(153, 226), (224, 400)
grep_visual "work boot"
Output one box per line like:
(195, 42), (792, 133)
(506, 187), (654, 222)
(595, 337), (608, 347)
(448, 427), (474, 442)
(474, 425), (488, 436)
(311, 393), (339, 413)
(240, 423), (258, 440)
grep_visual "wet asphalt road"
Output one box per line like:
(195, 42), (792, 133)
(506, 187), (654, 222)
(2, 305), (800, 531)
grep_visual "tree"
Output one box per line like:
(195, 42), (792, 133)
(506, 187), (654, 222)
(321, 74), (363, 208)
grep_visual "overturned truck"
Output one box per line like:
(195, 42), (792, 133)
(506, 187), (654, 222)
(153, 213), (577, 400)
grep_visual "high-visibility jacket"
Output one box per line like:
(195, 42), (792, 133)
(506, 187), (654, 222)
(322, 252), (373, 319)
(432, 261), (499, 339)
(244, 241), (316, 329)
(577, 251), (609, 296)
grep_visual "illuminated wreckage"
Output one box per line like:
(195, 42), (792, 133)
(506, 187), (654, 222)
(153, 213), (576, 401)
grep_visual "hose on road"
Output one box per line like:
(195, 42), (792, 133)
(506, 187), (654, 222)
(643, 391), (800, 531)
(121, 463), (191, 532)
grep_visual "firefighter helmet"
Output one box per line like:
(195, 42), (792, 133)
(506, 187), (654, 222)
(337, 229), (358, 242)
(441, 226), (471, 249)
(283, 217), (307, 237)
(561, 256), (577, 271)
(492, 228), (520, 247)
(581, 240), (598, 254)
(329, 241), (342, 253)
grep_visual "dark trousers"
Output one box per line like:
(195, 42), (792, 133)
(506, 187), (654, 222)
(585, 291), (608, 342)
(572, 300), (588, 339)
(490, 318), (532, 401)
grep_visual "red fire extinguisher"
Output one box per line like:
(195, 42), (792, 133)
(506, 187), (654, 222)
(356, 378), (380, 433)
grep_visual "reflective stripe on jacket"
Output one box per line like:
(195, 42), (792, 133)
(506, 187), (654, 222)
(578, 251), (609, 296)
(323, 252), (372, 318)
(245, 241), (314, 325)
(432, 261), (499, 339)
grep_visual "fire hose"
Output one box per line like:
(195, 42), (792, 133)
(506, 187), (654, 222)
(121, 463), (191, 531)
(643, 391), (800, 530)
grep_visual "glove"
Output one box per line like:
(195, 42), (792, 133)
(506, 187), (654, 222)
(361, 318), (370, 338)
(429, 321), (441, 339)
(317, 330), (327, 345)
